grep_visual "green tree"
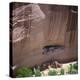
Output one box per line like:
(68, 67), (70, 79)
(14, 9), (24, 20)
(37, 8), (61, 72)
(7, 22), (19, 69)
(60, 68), (65, 75)
(16, 67), (33, 77)
(48, 70), (57, 76)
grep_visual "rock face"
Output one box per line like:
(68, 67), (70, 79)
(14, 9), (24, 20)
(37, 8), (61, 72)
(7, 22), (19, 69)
(12, 4), (45, 43)
(10, 2), (78, 69)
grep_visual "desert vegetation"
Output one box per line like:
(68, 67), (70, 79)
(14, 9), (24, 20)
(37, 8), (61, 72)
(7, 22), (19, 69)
(15, 61), (78, 77)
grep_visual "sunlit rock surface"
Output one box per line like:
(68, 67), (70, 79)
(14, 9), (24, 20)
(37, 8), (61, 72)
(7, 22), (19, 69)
(10, 3), (78, 69)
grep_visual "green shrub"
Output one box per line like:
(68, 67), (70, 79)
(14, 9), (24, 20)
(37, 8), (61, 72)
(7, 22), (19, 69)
(60, 68), (65, 75)
(73, 63), (78, 70)
(69, 64), (73, 74)
(33, 68), (41, 77)
(68, 63), (78, 74)
(70, 69), (78, 74)
(48, 70), (57, 76)
(16, 67), (33, 77)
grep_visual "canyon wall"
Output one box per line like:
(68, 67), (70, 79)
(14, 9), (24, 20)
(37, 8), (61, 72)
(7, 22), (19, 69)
(10, 3), (78, 68)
